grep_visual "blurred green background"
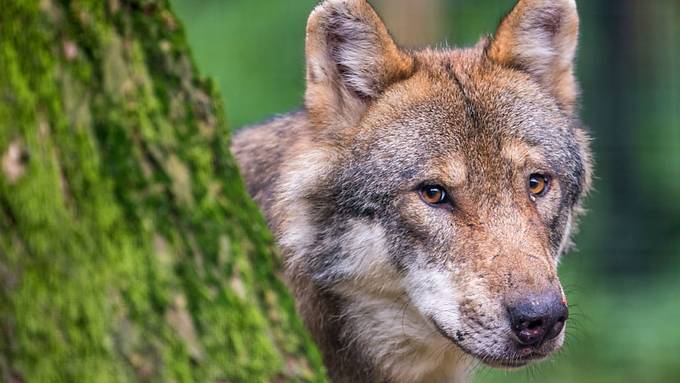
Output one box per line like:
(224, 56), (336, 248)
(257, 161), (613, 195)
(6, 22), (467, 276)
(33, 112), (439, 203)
(170, 1), (680, 382)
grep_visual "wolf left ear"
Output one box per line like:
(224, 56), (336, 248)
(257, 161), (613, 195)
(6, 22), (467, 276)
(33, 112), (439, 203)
(304, 0), (415, 128)
(488, 0), (580, 113)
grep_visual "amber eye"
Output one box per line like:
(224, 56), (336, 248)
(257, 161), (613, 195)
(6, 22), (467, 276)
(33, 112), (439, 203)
(528, 174), (550, 197)
(420, 185), (449, 206)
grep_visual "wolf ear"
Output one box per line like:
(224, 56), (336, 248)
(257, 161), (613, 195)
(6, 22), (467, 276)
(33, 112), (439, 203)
(305, 0), (414, 127)
(488, 0), (580, 112)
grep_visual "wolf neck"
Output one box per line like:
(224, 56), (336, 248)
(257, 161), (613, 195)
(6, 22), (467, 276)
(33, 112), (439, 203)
(300, 280), (474, 383)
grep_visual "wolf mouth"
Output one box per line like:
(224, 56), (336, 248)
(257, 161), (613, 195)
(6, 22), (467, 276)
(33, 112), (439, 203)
(430, 319), (547, 368)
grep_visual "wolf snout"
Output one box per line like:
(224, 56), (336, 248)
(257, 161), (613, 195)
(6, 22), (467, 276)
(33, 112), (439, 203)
(507, 292), (569, 348)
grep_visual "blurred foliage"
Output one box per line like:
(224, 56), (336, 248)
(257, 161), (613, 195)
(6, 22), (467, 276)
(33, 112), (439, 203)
(171, 0), (317, 128)
(171, 0), (680, 382)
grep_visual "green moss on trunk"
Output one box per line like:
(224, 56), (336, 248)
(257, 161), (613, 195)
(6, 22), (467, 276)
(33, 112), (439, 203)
(0, 0), (325, 381)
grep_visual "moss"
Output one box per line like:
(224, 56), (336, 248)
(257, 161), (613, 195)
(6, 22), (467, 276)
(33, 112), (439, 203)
(0, 0), (326, 381)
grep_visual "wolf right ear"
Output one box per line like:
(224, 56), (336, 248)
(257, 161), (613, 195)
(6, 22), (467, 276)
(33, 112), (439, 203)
(304, 0), (415, 128)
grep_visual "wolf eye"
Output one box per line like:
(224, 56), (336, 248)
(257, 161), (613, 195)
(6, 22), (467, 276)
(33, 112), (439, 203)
(420, 185), (449, 206)
(528, 174), (550, 197)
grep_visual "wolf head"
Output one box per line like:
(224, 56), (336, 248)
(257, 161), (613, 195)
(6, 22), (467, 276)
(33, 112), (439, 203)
(276, 0), (592, 376)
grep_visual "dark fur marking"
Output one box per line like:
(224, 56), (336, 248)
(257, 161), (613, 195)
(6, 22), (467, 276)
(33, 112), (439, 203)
(444, 62), (480, 126)
(307, 62), (318, 83)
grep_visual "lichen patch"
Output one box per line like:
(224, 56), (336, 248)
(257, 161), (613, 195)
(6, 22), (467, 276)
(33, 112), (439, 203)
(2, 141), (28, 184)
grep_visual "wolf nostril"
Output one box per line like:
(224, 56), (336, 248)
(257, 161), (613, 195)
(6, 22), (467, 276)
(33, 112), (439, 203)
(512, 317), (546, 346)
(526, 319), (543, 330)
(508, 293), (568, 347)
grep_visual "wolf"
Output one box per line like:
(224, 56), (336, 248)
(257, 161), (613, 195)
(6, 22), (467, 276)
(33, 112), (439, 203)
(231, 0), (592, 381)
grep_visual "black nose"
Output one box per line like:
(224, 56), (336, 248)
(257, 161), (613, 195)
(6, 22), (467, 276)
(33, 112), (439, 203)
(508, 293), (568, 347)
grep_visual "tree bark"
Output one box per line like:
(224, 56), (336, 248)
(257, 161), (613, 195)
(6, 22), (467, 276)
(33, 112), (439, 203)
(0, 0), (325, 382)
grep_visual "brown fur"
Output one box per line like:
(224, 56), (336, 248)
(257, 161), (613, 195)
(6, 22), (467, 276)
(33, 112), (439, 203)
(232, 1), (592, 382)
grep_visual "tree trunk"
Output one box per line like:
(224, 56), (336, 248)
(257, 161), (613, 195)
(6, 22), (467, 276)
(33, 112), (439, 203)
(0, 1), (325, 382)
